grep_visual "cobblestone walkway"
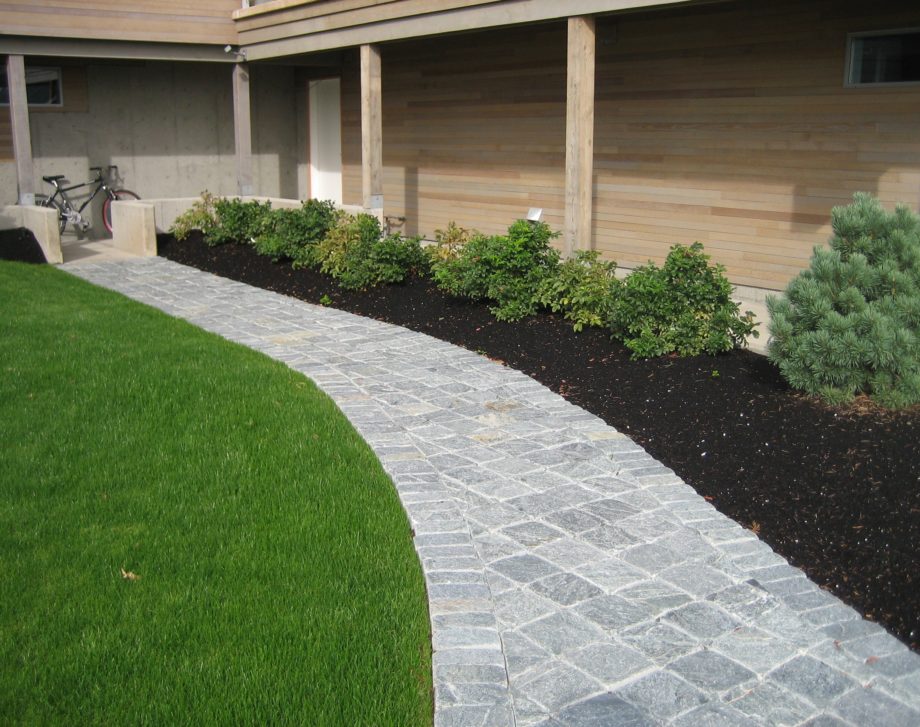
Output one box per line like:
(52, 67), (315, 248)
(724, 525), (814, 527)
(63, 258), (920, 727)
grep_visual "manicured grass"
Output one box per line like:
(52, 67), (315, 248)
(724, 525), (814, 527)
(0, 262), (432, 725)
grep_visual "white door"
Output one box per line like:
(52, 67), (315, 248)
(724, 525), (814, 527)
(308, 78), (342, 205)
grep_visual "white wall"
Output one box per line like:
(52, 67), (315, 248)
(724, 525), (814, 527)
(1, 61), (300, 219)
(308, 78), (343, 205)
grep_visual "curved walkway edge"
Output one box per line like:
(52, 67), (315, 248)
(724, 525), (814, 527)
(62, 258), (920, 727)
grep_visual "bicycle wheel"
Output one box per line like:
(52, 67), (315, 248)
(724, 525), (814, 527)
(35, 195), (67, 234)
(102, 189), (141, 233)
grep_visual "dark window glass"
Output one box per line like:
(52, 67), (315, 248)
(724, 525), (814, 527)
(850, 31), (920, 85)
(0, 67), (63, 106)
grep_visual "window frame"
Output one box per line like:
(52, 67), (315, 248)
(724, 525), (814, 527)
(845, 27), (920, 88)
(0, 66), (65, 108)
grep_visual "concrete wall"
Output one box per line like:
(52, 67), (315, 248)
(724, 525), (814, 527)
(1, 204), (63, 262)
(0, 162), (16, 206)
(151, 195), (304, 233)
(21, 205), (63, 263)
(1, 61), (301, 224)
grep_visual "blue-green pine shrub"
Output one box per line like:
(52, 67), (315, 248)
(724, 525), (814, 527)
(609, 242), (757, 358)
(432, 219), (561, 321)
(768, 193), (920, 408)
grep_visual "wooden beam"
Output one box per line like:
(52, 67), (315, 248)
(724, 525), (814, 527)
(232, 63), (254, 197)
(0, 36), (237, 63)
(564, 15), (596, 256)
(360, 44), (383, 211)
(241, 0), (699, 61)
(7, 55), (35, 206)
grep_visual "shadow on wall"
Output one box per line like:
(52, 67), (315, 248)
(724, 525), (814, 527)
(26, 60), (301, 207)
(328, 5), (920, 290)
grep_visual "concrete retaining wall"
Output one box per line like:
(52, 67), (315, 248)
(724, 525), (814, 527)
(151, 196), (305, 233)
(112, 201), (157, 257)
(1, 62), (302, 214)
(1, 204), (63, 264)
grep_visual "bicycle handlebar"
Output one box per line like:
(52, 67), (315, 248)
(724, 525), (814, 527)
(89, 165), (118, 181)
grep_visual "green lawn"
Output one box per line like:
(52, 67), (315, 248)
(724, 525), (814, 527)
(0, 262), (432, 725)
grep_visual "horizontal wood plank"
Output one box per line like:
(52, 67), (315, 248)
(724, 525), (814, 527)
(0, 0), (239, 45)
(335, 0), (920, 290)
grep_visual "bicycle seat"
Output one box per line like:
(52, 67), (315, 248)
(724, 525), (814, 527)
(42, 175), (66, 183)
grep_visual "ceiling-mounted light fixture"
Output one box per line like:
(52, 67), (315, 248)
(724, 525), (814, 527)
(224, 45), (247, 61)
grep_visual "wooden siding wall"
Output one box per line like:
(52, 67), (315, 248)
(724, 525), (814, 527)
(341, 24), (569, 239)
(234, 0), (698, 58)
(593, 0), (920, 288)
(0, 0), (239, 45)
(340, 0), (920, 290)
(236, 0), (499, 42)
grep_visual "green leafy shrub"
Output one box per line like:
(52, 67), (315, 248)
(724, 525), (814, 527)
(210, 198), (272, 247)
(768, 193), (920, 408)
(169, 191), (219, 241)
(252, 199), (337, 265)
(372, 233), (429, 284)
(428, 221), (474, 264)
(315, 211), (382, 285)
(534, 250), (621, 332)
(432, 220), (561, 321)
(315, 211), (425, 289)
(169, 194), (271, 247)
(610, 242), (757, 358)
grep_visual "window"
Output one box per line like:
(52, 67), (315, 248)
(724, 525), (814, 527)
(847, 30), (920, 86)
(0, 66), (64, 106)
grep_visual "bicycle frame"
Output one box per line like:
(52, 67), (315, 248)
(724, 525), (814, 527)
(47, 172), (112, 212)
(42, 167), (117, 233)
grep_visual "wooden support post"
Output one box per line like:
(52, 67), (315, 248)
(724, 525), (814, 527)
(564, 16), (596, 256)
(7, 55), (35, 206)
(232, 62), (254, 196)
(360, 44), (383, 211)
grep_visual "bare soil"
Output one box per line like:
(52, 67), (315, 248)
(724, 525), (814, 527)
(0, 228), (47, 264)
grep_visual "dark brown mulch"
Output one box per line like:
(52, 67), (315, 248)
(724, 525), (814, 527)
(0, 228), (47, 264)
(158, 232), (919, 651)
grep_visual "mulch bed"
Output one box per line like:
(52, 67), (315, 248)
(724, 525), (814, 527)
(159, 232), (919, 651)
(0, 228), (47, 264)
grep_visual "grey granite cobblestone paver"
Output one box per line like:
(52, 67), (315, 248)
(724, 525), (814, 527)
(63, 258), (920, 727)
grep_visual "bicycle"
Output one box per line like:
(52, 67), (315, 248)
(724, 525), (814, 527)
(36, 166), (140, 235)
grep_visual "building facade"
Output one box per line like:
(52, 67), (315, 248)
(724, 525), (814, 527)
(2, 0), (919, 289)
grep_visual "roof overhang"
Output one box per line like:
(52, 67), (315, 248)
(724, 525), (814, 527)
(236, 0), (705, 61)
(0, 36), (237, 63)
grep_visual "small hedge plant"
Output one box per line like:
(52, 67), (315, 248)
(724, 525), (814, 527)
(314, 210), (427, 290)
(428, 221), (473, 264)
(432, 220), (560, 322)
(768, 193), (920, 408)
(169, 191), (219, 242)
(170, 195), (758, 360)
(253, 199), (337, 266)
(534, 250), (621, 332)
(609, 242), (757, 359)
(211, 198), (271, 246)
(170, 196), (335, 265)
(169, 193), (271, 247)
